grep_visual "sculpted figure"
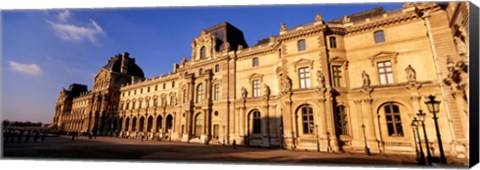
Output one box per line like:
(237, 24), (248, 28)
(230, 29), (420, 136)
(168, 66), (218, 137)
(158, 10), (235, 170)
(241, 87), (248, 99)
(180, 57), (187, 67)
(263, 84), (271, 97)
(284, 76), (292, 92)
(405, 65), (416, 82)
(280, 23), (287, 32)
(361, 71), (371, 88)
(315, 13), (323, 22)
(317, 70), (326, 88)
(453, 36), (468, 57)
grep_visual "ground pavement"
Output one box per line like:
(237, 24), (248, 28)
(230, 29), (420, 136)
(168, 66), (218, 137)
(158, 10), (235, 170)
(2, 135), (468, 168)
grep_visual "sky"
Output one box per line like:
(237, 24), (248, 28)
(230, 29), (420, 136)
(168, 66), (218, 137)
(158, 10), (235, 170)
(2, 2), (404, 124)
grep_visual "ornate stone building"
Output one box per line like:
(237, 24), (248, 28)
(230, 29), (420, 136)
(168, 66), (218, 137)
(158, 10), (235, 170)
(53, 2), (470, 158)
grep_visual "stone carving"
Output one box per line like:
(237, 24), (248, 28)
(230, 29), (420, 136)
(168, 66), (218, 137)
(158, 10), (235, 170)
(280, 23), (287, 32)
(405, 64), (416, 82)
(223, 42), (230, 52)
(263, 84), (271, 97)
(361, 71), (371, 88)
(317, 70), (326, 88)
(453, 36), (468, 61)
(180, 57), (187, 67)
(315, 13), (323, 22)
(241, 86), (248, 99)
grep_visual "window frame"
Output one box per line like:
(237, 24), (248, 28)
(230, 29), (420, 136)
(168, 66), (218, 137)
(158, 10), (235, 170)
(299, 105), (314, 135)
(196, 84), (204, 104)
(331, 65), (344, 87)
(298, 67), (311, 89)
(329, 36), (337, 48)
(377, 60), (394, 85)
(374, 30), (385, 43)
(297, 39), (306, 52)
(252, 57), (259, 67)
(384, 103), (404, 137)
(252, 80), (260, 97)
(199, 46), (206, 59)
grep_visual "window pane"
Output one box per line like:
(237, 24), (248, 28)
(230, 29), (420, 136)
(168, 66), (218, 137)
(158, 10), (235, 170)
(387, 124), (394, 136)
(379, 75), (387, 84)
(387, 73), (394, 84)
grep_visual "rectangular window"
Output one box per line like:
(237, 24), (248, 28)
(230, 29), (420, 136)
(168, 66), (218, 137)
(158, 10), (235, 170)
(252, 58), (259, 67)
(332, 66), (343, 87)
(374, 30), (385, 43)
(377, 61), (394, 85)
(163, 83), (166, 89)
(329, 37), (337, 48)
(215, 64), (220, 72)
(299, 67), (311, 88)
(172, 81), (175, 88)
(214, 84), (220, 101)
(252, 80), (260, 97)
(298, 39), (306, 51)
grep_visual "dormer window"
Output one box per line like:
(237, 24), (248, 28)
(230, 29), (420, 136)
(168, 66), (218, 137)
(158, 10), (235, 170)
(374, 30), (385, 43)
(200, 46), (206, 59)
(297, 39), (306, 51)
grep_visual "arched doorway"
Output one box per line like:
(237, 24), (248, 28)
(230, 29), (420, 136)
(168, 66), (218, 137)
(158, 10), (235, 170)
(156, 115), (163, 132)
(125, 117), (130, 131)
(166, 114), (173, 132)
(139, 117), (145, 132)
(147, 116), (153, 132)
(132, 117), (137, 131)
(194, 113), (202, 138)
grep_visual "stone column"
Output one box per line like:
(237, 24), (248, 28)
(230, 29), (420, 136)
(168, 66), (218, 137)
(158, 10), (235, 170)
(352, 99), (364, 147)
(325, 94), (339, 152)
(318, 98), (329, 152)
(240, 106), (246, 140)
(363, 98), (378, 153)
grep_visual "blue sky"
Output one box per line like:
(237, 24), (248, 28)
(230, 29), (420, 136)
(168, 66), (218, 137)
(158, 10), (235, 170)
(2, 3), (403, 123)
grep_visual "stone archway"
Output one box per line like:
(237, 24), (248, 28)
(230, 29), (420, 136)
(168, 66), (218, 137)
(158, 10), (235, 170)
(125, 117), (130, 131)
(139, 117), (145, 132)
(132, 117), (137, 131)
(156, 115), (163, 133)
(147, 116), (153, 132)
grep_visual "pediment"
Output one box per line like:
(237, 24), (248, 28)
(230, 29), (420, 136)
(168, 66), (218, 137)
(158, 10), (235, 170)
(368, 51), (398, 66)
(249, 73), (264, 82)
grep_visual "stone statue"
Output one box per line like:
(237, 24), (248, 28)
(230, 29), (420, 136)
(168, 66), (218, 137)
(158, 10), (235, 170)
(280, 23), (287, 32)
(283, 76), (292, 92)
(453, 36), (468, 60)
(180, 57), (187, 67)
(315, 13), (323, 22)
(405, 65), (416, 82)
(361, 71), (371, 88)
(317, 70), (326, 88)
(263, 84), (271, 97)
(223, 42), (230, 52)
(241, 87), (248, 99)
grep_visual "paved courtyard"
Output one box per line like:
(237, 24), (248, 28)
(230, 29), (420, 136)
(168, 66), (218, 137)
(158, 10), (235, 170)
(1, 136), (466, 168)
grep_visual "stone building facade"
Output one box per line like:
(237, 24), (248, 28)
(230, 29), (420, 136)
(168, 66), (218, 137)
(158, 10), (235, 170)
(52, 2), (470, 158)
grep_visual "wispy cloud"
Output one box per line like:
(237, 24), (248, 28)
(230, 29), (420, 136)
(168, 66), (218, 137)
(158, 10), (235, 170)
(58, 10), (72, 22)
(47, 11), (105, 44)
(8, 60), (43, 76)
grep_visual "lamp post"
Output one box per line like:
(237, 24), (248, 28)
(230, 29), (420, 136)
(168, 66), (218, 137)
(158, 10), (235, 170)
(425, 95), (447, 164)
(411, 117), (426, 165)
(417, 109), (432, 165)
(315, 125), (319, 152)
(361, 124), (370, 155)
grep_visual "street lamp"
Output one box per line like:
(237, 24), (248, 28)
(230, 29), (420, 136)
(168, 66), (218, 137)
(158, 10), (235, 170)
(361, 124), (370, 155)
(411, 117), (426, 165)
(425, 95), (447, 164)
(417, 109), (432, 165)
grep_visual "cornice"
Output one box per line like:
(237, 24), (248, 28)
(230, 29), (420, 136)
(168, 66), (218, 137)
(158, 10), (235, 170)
(277, 25), (326, 42)
(345, 13), (421, 35)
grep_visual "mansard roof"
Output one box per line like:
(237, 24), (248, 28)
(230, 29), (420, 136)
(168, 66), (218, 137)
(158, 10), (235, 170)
(204, 22), (249, 51)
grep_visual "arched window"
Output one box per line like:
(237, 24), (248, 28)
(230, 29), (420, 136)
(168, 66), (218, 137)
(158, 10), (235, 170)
(299, 104), (314, 134)
(196, 84), (204, 103)
(250, 110), (261, 134)
(297, 39), (306, 51)
(335, 106), (348, 135)
(132, 117), (137, 131)
(384, 103), (403, 136)
(200, 46), (206, 59)
(252, 57), (259, 67)
(374, 30), (385, 43)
